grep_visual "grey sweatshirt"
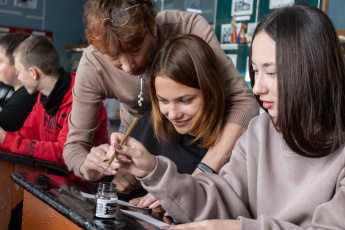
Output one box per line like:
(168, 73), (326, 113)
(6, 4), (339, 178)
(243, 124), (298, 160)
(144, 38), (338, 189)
(140, 113), (345, 229)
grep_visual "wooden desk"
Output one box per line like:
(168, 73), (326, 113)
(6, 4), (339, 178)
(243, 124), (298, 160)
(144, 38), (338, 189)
(12, 172), (173, 230)
(0, 152), (69, 229)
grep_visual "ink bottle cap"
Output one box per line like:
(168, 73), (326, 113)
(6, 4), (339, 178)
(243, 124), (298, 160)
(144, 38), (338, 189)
(94, 182), (118, 218)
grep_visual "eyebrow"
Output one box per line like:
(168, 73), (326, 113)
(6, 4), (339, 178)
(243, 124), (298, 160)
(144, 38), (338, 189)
(157, 94), (195, 100)
(252, 61), (276, 68)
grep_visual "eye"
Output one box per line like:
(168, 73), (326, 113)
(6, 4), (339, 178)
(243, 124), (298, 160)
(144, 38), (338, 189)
(129, 48), (140, 55)
(157, 97), (168, 103)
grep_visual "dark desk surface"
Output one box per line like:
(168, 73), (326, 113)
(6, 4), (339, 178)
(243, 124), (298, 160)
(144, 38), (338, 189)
(0, 151), (69, 175)
(11, 172), (173, 230)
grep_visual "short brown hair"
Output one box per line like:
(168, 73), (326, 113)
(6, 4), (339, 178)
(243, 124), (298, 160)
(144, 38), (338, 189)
(0, 33), (30, 65)
(150, 34), (225, 148)
(14, 35), (60, 77)
(249, 3), (345, 157)
(84, 0), (157, 56)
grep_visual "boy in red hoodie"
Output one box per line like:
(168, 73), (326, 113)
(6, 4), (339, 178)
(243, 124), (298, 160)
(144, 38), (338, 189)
(0, 35), (109, 168)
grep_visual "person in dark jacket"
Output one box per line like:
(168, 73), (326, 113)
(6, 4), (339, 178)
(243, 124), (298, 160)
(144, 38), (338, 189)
(0, 82), (14, 109)
(0, 33), (38, 131)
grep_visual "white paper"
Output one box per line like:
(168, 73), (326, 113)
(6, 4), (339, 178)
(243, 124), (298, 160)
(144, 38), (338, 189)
(80, 191), (149, 210)
(121, 209), (170, 228)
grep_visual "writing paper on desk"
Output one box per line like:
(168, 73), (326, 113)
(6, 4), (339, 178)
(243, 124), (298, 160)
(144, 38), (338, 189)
(80, 191), (149, 210)
(121, 209), (170, 228)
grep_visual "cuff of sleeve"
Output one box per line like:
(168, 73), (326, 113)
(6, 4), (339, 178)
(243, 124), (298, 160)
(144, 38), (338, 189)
(226, 109), (259, 128)
(137, 156), (169, 186)
(1, 132), (15, 151)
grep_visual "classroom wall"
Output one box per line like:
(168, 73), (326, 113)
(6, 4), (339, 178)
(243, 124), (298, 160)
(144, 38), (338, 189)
(0, 0), (86, 71)
(215, 0), (323, 86)
(215, 0), (345, 86)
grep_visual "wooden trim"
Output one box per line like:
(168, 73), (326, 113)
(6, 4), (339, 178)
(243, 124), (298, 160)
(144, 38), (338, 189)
(322, 0), (329, 14)
(337, 30), (345, 36)
(22, 191), (82, 230)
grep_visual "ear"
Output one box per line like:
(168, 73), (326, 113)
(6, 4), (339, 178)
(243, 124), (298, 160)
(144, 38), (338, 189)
(29, 67), (40, 80)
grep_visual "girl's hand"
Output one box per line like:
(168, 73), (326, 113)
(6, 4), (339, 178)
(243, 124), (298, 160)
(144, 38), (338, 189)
(110, 132), (156, 178)
(129, 193), (166, 213)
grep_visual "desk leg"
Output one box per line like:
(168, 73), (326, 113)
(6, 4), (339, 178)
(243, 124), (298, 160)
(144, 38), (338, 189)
(22, 191), (83, 230)
(0, 160), (48, 230)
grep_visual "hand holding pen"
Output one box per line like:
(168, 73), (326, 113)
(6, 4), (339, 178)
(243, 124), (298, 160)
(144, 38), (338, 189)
(100, 117), (139, 175)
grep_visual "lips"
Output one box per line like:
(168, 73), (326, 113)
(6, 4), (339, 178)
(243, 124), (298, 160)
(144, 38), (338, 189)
(171, 119), (191, 127)
(261, 100), (274, 109)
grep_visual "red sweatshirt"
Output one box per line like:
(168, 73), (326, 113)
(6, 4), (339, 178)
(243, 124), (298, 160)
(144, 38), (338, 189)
(0, 73), (109, 166)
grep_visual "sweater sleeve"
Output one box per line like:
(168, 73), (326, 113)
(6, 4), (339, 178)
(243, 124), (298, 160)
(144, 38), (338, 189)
(187, 13), (259, 127)
(239, 170), (345, 230)
(1, 101), (68, 165)
(63, 49), (104, 177)
(92, 104), (109, 146)
(140, 151), (252, 223)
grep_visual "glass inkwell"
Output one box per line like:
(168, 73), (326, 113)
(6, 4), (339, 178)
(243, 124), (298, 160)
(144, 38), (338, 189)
(94, 182), (118, 219)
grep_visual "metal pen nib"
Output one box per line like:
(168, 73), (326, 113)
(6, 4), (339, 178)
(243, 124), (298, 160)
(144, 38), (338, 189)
(100, 164), (109, 175)
(100, 117), (139, 176)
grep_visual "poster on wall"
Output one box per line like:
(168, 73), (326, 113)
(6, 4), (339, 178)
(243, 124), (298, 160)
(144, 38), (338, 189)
(184, 0), (201, 11)
(245, 22), (256, 42)
(0, 0), (7, 5)
(14, 0), (37, 9)
(269, 0), (294, 9)
(231, 0), (253, 16)
(221, 24), (233, 43)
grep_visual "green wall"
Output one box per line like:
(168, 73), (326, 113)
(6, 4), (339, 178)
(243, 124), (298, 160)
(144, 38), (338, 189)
(215, 0), (323, 86)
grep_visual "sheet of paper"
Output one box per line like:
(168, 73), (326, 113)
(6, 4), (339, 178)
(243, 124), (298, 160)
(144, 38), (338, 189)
(121, 209), (170, 228)
(80, 191), (149, 209)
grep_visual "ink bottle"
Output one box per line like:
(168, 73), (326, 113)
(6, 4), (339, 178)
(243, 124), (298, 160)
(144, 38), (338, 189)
(94, 182), (118, 219)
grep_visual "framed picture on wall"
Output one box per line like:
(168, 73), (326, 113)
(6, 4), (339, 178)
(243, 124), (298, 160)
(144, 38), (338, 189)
(227, 54), (238, 67)
(221, 24), (233, 43)
(184, 0), (201, 11)
(231, 0), (253, 16)
(14, 0), (37, 9)
(269, 0), (294, 9)
(245, 22), (257, 42)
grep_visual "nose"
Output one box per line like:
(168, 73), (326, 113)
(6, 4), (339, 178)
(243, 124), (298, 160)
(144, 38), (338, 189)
(119, 55), (135, 73)
(164, 103), (181, 120)
(252, 73), (267, 96)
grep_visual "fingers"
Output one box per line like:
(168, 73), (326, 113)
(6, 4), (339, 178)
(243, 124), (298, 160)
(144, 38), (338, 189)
(112, 169), (141, 194)
(164, 212), (170, 217)
(83, 144), (118, 178)
(110, 132), (124, 145)
(152, 205), (166, 213)
(137, 193), (158, 208)
(129, 197), (142, 206)
(149, 200), (161, 209)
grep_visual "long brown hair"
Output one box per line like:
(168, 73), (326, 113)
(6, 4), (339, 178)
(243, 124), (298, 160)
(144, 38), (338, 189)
(150, 34), (225, 148)
(249, 3), (345, 157)
(83, 0), (156, 56)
